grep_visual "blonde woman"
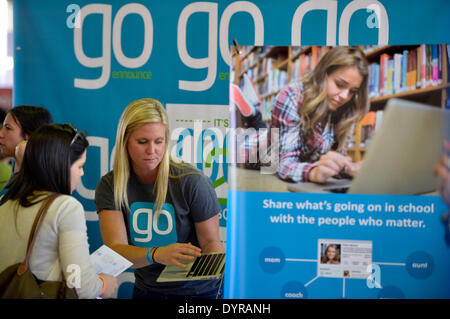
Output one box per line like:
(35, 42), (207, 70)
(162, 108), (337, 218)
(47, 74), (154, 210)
(95, 98), (224, 299)
(272, 46), (369, 183)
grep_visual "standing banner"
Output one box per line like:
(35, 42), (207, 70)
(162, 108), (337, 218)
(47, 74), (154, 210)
(226, 42), (450, 298)
(13, 0), (450, 298)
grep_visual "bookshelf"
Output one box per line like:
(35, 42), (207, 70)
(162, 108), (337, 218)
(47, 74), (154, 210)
(234, 46), (331, 122)
(232, 44), (449, 162)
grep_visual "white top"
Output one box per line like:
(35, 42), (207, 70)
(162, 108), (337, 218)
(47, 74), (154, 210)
(0, 194), (103, 299)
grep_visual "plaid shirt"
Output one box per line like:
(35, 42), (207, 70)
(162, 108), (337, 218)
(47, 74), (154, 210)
(271, 82), (342, 182)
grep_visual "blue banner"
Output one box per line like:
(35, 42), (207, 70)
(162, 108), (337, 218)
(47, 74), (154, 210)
(225, 191), (450, 298)
(13, 0), (450, 299)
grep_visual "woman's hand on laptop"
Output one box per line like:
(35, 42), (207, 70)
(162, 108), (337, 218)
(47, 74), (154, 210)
(345, 160), (363, 177)
(153, 243), (202, 269)
(309, 151), (353, 183)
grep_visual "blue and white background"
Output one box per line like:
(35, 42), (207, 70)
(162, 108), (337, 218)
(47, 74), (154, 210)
(226, 191), (450, 298)
(13, 0), (450, 298)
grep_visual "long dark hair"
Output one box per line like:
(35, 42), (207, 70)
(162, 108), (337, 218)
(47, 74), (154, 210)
(1, 124), (88, 207)
(8, 105), (53, 138)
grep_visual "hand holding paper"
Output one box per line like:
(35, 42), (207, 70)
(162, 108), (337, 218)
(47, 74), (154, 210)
(90, 245), (133, 277)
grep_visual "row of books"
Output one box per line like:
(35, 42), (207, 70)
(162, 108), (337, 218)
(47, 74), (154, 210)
(291, 46), (312, 56)
(247, 46), (330, 99)
(239, 46), (269, 76)
(243, 57), (287, 99)
(240, 45), (448, 127)
(255, 63), (288, 99)
(290, 46), (330, 83)
(244, 56), (274, 85)
(347, 110), (384, 149)
(368, 44), (445, 98)
(360, 110), (384, 148)
(362, 45), (383, 54)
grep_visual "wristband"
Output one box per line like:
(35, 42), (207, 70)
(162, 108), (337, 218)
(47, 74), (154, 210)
(151, 247), (159, 263)
(98, 275), (106, 296)
(306, 163), (318, 182)
(146, 247), (155, 264)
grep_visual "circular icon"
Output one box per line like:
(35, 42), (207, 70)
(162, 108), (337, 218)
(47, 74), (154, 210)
(258, 246), (285, 274)
(406, 251), (434, 279)
(280, 281), (307, 299)
(378, 285), (404, 299)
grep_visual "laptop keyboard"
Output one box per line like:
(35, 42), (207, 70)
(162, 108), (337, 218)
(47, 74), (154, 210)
(327, 186), (349, 193)
(186, 253), (225, 278)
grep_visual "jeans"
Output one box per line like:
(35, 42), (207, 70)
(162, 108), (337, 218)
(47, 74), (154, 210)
(133, 283), (224, 300)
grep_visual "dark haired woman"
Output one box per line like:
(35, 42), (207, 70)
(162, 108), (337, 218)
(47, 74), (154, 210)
(0, 124), (118, 298)
(0, 105), (52, 173)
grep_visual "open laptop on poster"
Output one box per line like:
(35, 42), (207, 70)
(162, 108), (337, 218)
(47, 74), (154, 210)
(288, 98), (450, 195)
(156, 252), (225, 282)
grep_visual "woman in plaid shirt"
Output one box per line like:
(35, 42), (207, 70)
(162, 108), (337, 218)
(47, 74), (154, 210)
(271, 47), (369, 183)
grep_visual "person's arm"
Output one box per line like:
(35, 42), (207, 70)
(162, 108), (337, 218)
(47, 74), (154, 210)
(272, 85), (317, 183)
(98, 209), (201, 269)
(56, 197), (117, 299)
(194, 214), (224, 253)
(95, 174), (201, 270)
(179, 171), (224, 254)
(98, 209), (150, 268)
(308, 151), (354, 183)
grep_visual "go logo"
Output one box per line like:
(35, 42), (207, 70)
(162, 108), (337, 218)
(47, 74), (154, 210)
(130, 202), (177, 247)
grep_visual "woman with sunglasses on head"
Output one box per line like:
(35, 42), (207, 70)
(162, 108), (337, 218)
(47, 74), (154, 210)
(0, 124), (118, 299)
(95, 98), (224, 299)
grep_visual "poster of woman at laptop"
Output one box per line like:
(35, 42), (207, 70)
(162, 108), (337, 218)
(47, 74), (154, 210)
(230, 44), (450, 195)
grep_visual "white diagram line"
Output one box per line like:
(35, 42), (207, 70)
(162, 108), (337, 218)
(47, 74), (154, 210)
(285, 258), (317, 262)
(304, 276), (319, 287)
(373, 262), (406, 266)
(343, 278), (346, 298)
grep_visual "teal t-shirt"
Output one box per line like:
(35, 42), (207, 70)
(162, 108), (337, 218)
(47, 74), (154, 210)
(95, 162), (221, 296)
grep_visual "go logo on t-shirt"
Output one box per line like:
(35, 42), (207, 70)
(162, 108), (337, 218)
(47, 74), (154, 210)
(130, 202), (177, 247)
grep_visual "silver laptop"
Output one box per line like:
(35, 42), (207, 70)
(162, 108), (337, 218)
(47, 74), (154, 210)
(157, 252), (225, 282)
(288, 98), (450, 195)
